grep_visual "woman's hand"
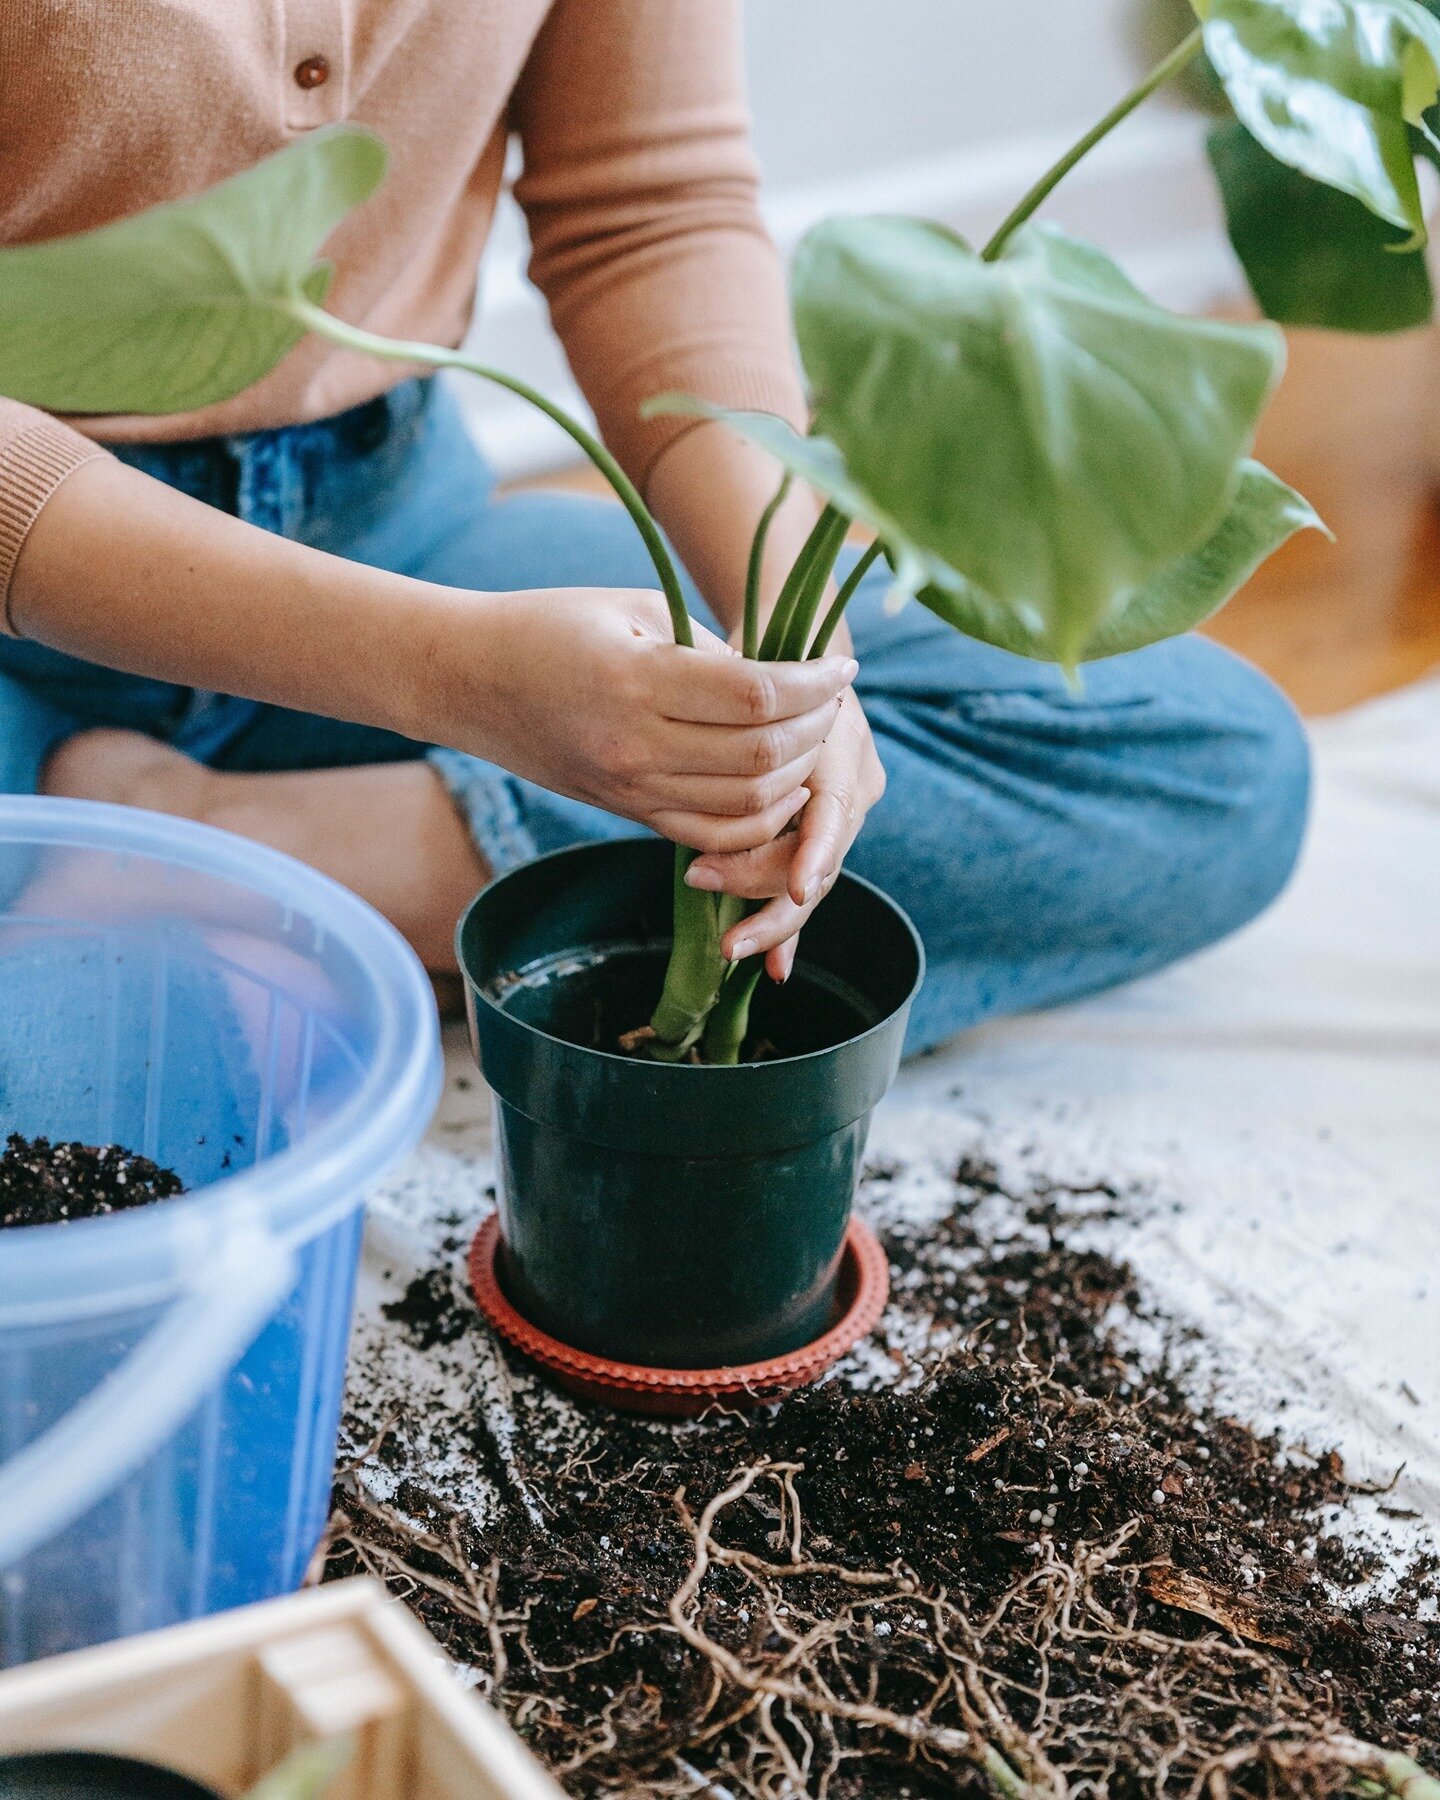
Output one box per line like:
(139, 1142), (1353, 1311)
(681, 688), (885, 981)
(10, 456), (858, 858)
(445, 585), (859, 854)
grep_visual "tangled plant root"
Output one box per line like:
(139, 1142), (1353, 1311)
(327, 1165), (1440, 1799)
(328, 1451), (1432, 1800)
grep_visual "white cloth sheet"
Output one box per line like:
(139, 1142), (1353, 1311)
(892, 675), (1440, 1536)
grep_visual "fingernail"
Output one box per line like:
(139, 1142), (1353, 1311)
(779, 941), (797, 982)
(841, 658), (859, 682)
(685, 863), (722, 890)
(729, 937), (756, 961)
(800, 876), (819, 904)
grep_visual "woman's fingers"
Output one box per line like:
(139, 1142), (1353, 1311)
(710, 719), (880, 959)
(787, 788), (857, 906)
(686, 837), (806, 981)
(684, 837), (794, 898)
(656, 646), (858, 726)
(647, 753), (821, 820)
(769, 936), (799, 985)
(649, 787), (810, 856)
(687, 838), (815, 969)
(658, 696), (842, 778)
(720, 885), (819, 961)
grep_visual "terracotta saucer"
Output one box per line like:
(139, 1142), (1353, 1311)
(467, 1213), (890, 1418)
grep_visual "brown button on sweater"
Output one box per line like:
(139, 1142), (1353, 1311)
(0, 0), (806, 616)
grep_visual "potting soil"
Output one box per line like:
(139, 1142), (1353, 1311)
(327, 1118), (1439, 1800)
(0, 1134), (183, 1228)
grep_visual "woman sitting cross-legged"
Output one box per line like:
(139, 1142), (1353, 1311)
(0, 0), (1308, 1054)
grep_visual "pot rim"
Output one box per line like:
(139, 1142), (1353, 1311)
(457, 838), (925, 1074)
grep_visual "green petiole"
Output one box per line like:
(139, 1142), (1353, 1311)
(982, 26), (1204, 263)
(776, 508), (853, 662)
(808, 539), (885, 659)
(743, 473), (793, 660)
(700, 954), (767, 1065)
(281, 294), (695, 650)
(759, 503), (848, 661)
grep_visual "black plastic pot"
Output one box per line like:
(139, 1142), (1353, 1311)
(457, 839), (923, 1369)
(0, 1753), (221, 1799)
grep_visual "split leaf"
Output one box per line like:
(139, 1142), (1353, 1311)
(0, 125), (386, 414)
(1199, 0), (1440, 241)
(1208, 117), (1434, 330)
(644, 387), (1320, 666)
(789, 214), (1283, 670)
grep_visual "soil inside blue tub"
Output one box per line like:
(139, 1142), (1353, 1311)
(0, 1134), (184, 1229)
(489, 942), (880, 1060)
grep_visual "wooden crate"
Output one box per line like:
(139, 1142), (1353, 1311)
(0, 1580), (562, 1800)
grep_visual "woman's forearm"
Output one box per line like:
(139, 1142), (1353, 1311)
(6, 450), (859, 855)
(10, 454), (442, 738)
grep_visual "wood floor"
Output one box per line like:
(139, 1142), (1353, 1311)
(522, 326), (1440, 718)
(1205, 324), (1440, 714)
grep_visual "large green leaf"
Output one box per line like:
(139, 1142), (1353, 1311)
(788, 214), (1282, 669)
(1199, 0), (1440, 239)
(915, 460), (1324, 662)
(0, 125), (386, 414)
(1208, 116), (1434, 328)
(643, 396), (1319, 665)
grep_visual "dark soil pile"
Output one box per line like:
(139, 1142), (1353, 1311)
(0, 1133), (184, 1228)
(326, 1160), (1440, 1800)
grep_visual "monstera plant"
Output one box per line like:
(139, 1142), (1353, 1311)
(0, 0), (1434, 1063)
(1147, 0), (1440, 330)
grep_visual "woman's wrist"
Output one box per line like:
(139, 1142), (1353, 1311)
(389, 581), (515, 757)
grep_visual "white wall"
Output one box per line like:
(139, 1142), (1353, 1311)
(744, 0), (1143, 186)
(463, 1), (1238, 476)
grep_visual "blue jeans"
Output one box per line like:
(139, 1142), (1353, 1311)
(0, 378), (1309, 1054)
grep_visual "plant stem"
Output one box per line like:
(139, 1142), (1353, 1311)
(743, 474), (792, 660)
(978, 1744), (1046, 1800)
(700, 955), (766, 1064)
(981, 26), (1204, 263)
(808, 539), (884, 658)
(778, 508), (853, 661)
(759, 504), (845, 661)
(648, 856), (750, 1061)
(682, 510), (853, 1063)
(281, 295), (694, 648)
(1330, 1741), (1440, 1800)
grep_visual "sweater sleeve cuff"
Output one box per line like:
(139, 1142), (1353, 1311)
(599, 358), (808, 498)
(0, 416), (107, 637)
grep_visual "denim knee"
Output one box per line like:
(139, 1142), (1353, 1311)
(0, 672), (75, 797)
(867, 635), (1312, 1056)
(1171, 648), (1310, 952)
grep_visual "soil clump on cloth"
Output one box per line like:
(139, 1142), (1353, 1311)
(327, 1159), (1440, 1799)
(0, 1133), (184, 1228)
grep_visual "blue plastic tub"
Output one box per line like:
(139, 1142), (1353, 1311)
(0, 797), (441, 1664)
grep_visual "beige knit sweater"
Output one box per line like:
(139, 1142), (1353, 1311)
(0, 0), (805, 614)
